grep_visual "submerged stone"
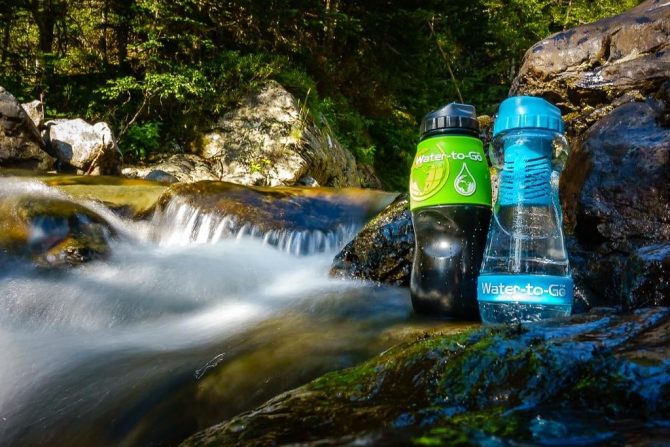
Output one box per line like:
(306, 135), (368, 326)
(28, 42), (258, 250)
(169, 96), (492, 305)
(181, 307), (670, 446)
(42, 173), (169, 219)
(0, 194), (115, 267)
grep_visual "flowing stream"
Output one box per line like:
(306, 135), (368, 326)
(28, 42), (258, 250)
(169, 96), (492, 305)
(0, 177), (463, 446)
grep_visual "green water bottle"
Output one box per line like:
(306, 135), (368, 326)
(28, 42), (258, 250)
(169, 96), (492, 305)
(409, 103), (492, 319)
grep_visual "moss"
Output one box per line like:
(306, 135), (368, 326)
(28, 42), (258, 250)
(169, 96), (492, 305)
(181, 308), (670, 447)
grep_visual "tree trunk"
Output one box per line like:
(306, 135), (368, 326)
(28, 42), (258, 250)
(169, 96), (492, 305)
(111, 0), (133, 72)
(1, 12), (11, 64)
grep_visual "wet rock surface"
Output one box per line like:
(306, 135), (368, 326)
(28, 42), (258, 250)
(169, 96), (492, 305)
(195, 81), (359, 188)
(181, 307), (670, 446)
(0, 188), (115, 267)
(330, 194), (413, 285)
(561, 98), (670, 309)
(155, 181), (396, 253)
(511, 0), (670, 137)
(0, 87), (54, 171)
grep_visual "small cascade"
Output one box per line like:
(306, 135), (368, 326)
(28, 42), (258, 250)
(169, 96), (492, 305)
(151, 198), (359, 255)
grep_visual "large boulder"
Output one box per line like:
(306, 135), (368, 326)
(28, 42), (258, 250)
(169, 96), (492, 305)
(511, 0), (670, 137)
(561, 96), (670, 309)
(45, 118), (121, 175)
(181, 307), (670, 446)
(196, 81), (359, 187)
(0, 87), (54, 170)
(510, 0), (670, 309)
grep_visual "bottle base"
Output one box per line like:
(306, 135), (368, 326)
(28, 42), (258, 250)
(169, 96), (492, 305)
(478, 302), (571, 324)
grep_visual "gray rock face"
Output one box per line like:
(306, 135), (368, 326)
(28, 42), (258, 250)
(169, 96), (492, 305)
(197, 81), (359, 187)
(511, 0), (670, 136)
(122, 153), (219, 183)
(0, 87), (54, 170)
(45, 118), (120, 175)
(21, 100), (44, 130)
(561, 97), (670, 309)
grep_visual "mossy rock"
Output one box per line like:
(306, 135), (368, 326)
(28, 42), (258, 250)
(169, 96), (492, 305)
(0, 195), (115, 267)
(182, 308), (670, 446)
(119, 310), (474, 447)
(157, 180), (397, 235)
(1, 168), (169, 218)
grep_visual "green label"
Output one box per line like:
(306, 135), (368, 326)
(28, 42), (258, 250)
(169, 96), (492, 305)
(409, 135), (491, 210)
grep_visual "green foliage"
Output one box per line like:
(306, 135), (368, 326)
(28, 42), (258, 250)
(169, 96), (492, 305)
(121, 121), (162, 159)
(0, 0), (642, 187)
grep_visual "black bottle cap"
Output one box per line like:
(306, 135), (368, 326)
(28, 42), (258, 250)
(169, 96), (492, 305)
(419, 102), (479, 139)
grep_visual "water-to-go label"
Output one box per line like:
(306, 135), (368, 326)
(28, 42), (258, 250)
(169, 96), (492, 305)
(409, 135), (491, 210)
(477, 274), (573, 306)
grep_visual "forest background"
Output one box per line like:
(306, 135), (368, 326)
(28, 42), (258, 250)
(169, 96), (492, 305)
(0, 0), (639, 189)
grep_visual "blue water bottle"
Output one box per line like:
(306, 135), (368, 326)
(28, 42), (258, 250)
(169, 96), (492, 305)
(477, 96), (573, 324)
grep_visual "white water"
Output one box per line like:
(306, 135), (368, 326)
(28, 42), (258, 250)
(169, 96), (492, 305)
(0, 178), (413, 446)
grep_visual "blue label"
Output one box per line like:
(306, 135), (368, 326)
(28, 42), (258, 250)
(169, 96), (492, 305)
(477, 274), (573, 306)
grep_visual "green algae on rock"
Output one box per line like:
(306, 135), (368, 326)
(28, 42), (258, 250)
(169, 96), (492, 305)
(181, 307), (670, 446)
(0, 168), (169, 219)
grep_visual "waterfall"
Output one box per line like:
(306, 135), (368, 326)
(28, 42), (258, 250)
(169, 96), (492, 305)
(151, 198), (359, 255)
(0, 175), (414, 447)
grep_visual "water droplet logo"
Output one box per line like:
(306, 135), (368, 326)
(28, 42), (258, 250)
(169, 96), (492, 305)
(454, 163), (476, 196)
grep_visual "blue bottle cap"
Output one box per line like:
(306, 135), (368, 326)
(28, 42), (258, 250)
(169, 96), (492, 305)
(493, 96), (564, 137)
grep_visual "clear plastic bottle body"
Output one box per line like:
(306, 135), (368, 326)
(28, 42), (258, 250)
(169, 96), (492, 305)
(478, 128), (573, 323)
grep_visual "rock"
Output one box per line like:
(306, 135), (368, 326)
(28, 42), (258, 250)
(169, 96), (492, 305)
(0, 179), (116, 266)
(625, 243), (670, 308)
(0, 87), (54, 170)
(45, 118), (120, 175)
(181, 307), (670, 446)
(508, 1), (670, 309)
(330, 194), (413, 285)
(356, 163), (383, 189)
(196, 81), (359, 187)
(21, 99), (44, 130)
(144, 169), (179, 184)
(511, 0), (670, 137)
(155, 181), (396, 253)
(38, 173), (169, 219)
(128, 308), (470, 447)
(122, 153), (219, 183)
(560, 98), (670, 308)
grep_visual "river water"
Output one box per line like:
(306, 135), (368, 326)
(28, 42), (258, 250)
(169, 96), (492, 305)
(0, 177), (456, 446)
